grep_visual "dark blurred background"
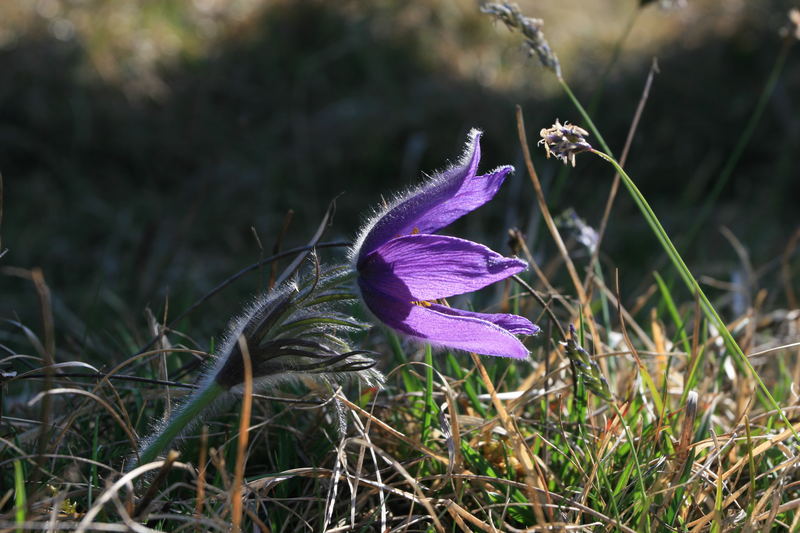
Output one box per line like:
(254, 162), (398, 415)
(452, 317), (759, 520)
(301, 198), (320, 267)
(1, 0), (798, 355)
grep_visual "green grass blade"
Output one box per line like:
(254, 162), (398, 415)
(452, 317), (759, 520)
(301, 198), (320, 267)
(420, 344), (436, 446)
(387, 330), (420, 395)
(446, 351), (486, 417)
(592, 150), (797, 438)
(611, 403), (651, 532)
(558, 78), (613, 157)
(653, 271), (691, 355)
(14, 459), (26, 533)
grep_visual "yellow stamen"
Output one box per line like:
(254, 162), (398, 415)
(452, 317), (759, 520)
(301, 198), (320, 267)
(411, 300), (433, 307)
(393, 227), (422, 239)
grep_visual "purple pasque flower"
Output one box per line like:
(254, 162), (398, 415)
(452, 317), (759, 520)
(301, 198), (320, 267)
(352, 129), (539, 359)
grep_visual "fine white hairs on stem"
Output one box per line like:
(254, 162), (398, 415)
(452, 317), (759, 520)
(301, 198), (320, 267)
(133, 263), (383, 469)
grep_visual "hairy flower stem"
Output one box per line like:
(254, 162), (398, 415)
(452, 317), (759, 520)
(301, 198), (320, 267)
(131, 263), (382, 472)
(590, 148), (798, 438)
(135, 382), (226, 468)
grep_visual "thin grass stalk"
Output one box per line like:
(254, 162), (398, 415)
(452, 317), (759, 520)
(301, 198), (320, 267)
(420, 344), (435, 446)
(441, 385), (464, 504)
(336, 394), (450, 466)
(681, 295), (704, 408)
(446, 351), (486, 417)
(230, 336), (253, 533)
(468, 352), (549, 525)
(13, 460), (25, 533)
(584, 58), (659, 314)
(744, 415), (757, 519)
(347, 438), (445, 532)
(134, 240), (349, 358)
(243, 507), (271, 533)
(576, 430), (623, 529)
(23, 269), (55, 496)
(76, 460), (192, 533)
(194, 425), (208, 532)
(590, 149), (798, 437)
(88, 415), (99, 510)
(47, 347), (206, 463)
(269, 209), (294, 290)
(250, 226), (265, 294)
(609, 403), (651, 531)
(132, 450), (180, 519)
(557, 78), (613, 157)
(546, 73), (615, 233)
(712, 432), (724, 533)
(615, 273), (664, 418)
(516, 107), (602, 349)
(653, 272), (691, 354)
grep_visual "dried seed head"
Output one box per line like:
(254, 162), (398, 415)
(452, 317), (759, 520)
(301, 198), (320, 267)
(781, 8), (800, 40)
(538, 119), (592, 167)
(481, 2), (561, 77)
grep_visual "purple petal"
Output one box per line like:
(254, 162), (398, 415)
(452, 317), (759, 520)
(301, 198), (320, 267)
(426, 303), (540, 335)
(358, 282), (531, 359)
(359, 234), (527, 301)
(357, 130), (513, 260)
